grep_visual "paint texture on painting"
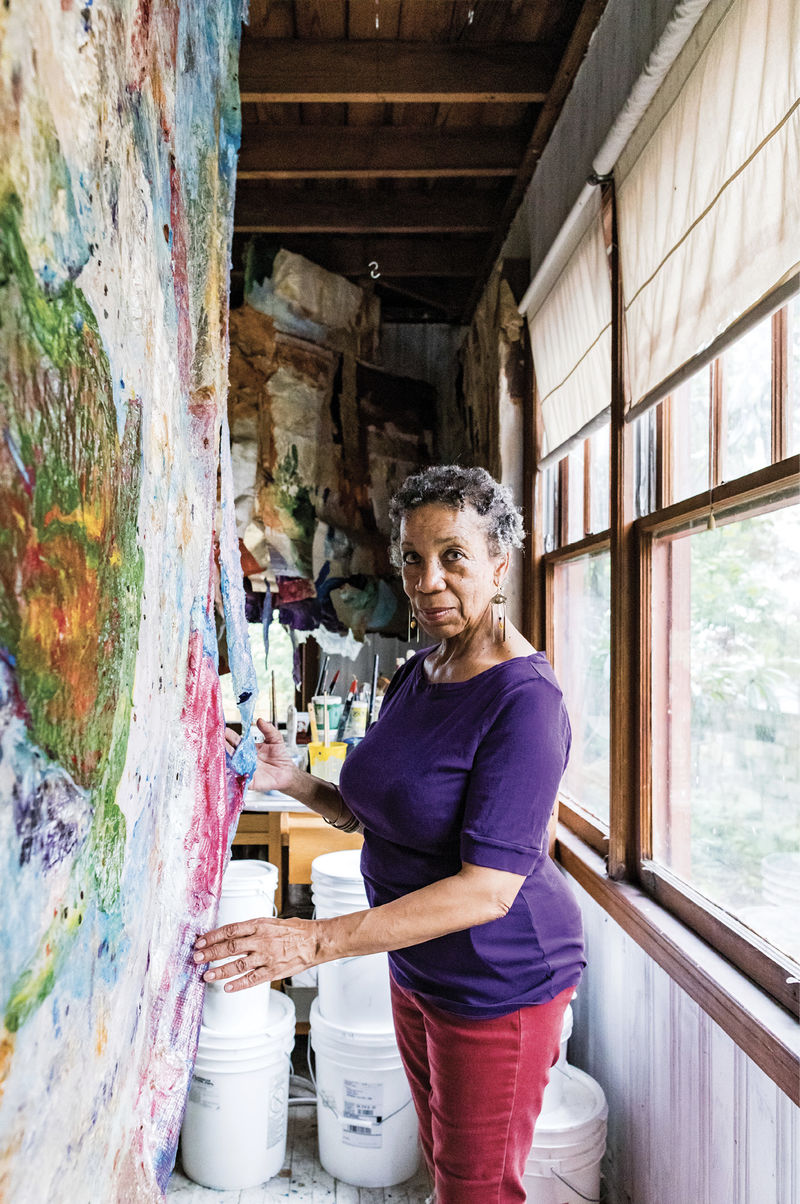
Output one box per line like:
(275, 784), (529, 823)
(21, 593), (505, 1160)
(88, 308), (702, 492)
(0, 0), (250, 1199)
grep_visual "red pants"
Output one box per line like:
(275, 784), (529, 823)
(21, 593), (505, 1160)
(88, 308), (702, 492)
(390, 977), (574, 1204)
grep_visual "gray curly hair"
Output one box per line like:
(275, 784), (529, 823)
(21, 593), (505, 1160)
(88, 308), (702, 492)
(389, 465), (525, 568)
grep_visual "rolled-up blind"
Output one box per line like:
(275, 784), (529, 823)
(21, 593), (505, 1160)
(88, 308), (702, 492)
(617, 0), (800, 411)
(526, 188), (611, 460)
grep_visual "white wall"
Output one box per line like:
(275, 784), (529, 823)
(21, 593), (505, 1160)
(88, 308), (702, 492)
(566, 877), (800, 1204)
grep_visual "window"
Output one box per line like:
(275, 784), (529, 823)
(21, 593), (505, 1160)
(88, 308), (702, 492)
(650, 499), (800, 966)
(669, 366), (711, 504)
(540, 422), (611, 838)
(788, 293), (800, 457)
(533, 293), (799, 1011)
(640, 301), (799, 1005)
(722, 319), (772, 482)
(552, 549), (611, 824)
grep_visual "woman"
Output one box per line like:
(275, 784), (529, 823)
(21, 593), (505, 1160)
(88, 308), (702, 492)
(194, 465), (585, 1204)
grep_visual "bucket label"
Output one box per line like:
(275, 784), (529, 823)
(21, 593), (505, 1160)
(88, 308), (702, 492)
(342, 1079), (382, 1148)
(188, 1074), (220, 1112)
(267, 1068), (288, 1149)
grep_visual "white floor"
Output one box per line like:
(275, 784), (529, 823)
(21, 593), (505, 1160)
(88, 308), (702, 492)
(167, 1102), (431, 1203)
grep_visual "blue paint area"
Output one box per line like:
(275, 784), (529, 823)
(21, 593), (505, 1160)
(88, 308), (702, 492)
(0, 0), (248, 1191)
(218, 404), (257, 779)
(191, 595), (220, 664)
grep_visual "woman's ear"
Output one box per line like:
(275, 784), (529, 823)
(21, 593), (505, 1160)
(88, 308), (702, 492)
(495, 548), (511, 584)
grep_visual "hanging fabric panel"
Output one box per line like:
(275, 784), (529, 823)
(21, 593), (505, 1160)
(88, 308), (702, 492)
(527, 188), (611, 458)
(617, 0), (800, 410)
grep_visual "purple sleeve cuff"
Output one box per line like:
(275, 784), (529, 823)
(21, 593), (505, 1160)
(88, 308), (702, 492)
(460, 830), (541, 876)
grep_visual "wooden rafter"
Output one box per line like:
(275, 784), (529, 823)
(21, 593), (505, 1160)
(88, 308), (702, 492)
(231, 234), (490, 278)
(233, 186), (503, 233)
(237, 126), (527, 179)
(375, 276), (473, 317)
(239, 38), (554, 103)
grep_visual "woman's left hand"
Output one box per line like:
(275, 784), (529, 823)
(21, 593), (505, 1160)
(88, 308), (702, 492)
(193, 917), (319, 990)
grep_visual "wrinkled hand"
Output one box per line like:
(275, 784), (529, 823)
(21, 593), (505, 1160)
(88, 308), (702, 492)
(226, 719), (296, 794)
(193, 916), (319, 990)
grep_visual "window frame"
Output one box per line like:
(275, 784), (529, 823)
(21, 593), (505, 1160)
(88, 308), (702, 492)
(525, 179), (800, 1075)
(637, 462), (800, 1016)
(544, 530), (611, 857)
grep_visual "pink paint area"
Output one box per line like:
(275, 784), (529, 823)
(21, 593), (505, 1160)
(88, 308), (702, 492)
(181, 619), (245, 918)
(140, 603), (248, 1190)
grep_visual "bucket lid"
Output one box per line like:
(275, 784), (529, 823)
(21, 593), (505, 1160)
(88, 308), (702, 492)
(531, 1066), (607, 1147)
(525, 1130), (606, 1175)
(199, 990), (295, 1048)
(308, 881), (368, 900)
(222, 859), (279, 894)
(311, 848), (363, 886)
(309, 997), (397, 1046)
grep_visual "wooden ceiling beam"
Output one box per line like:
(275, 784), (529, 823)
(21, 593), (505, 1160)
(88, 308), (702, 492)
(237, 126), (527, 179)
(463, 0), (611, 322)
(376, 277), (473, 318)
(239, 38), (554, 103)
(231, 234), (491, 278)
(234, 186), (503, 233)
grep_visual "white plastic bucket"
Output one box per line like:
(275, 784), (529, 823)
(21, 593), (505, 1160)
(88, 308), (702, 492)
(182, 991), (295, 1190)
(202, 859), (279, 1033)
(311, 848), (364, 889)
(311, 850), (393, 1031)
(311, 884), (369, 910)
(216, 859), (279, 927)
(524, 1065), (607, 1204)
(309, 999), (420, 1188)
(316, 951), (394, 1032)
(539, 1003), (573, 1117)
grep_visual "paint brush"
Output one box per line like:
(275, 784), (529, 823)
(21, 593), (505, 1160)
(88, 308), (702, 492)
(270, 670), (278, 727)
(336, 678), (358, 741)
(315, 654), (329, 697)
(367, 654), (380, 728)
(329, 668), (340, 694)
(308, 706), (318, 744)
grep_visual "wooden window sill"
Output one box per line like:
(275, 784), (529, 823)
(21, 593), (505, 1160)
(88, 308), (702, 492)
(556, 824), (800, 1105)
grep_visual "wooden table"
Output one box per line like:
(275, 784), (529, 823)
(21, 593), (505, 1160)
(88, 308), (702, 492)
(232, 790), (362, 912)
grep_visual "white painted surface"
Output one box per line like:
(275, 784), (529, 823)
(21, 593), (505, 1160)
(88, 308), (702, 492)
(566, 876), (800, 1204)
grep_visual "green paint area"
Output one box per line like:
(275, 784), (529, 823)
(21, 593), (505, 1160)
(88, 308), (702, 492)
(4, 899), (86, 1034)
(0, 194), (144, 911)
(271, 444), (316, 577)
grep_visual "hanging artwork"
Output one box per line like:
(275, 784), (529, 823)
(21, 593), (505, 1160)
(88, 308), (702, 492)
(228, 248), (438, 648)
(0, 0), (252, 1199)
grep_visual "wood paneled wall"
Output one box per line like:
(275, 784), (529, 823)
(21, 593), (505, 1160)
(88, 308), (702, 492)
(566, 875), (800, 1204)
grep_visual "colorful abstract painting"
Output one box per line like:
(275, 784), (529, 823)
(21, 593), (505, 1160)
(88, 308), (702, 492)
(0, 1), (253, 1199)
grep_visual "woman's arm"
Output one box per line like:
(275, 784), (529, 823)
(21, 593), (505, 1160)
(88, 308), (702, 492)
(230, 720), (357, 828)
(193, 862), (525, 990)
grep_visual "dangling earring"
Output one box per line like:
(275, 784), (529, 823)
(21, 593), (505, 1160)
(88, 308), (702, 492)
(407, 605), (419, 643)
(492, 584), (507, 643)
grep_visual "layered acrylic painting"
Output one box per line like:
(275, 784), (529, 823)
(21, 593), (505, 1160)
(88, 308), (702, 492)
(0, 0), (254, 1198)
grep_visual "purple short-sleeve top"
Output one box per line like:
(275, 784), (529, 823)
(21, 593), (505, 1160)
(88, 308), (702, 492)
(339, 648), (585, 1018)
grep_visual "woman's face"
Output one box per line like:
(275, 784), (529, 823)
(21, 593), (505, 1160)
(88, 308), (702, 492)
(399, 503), (508, 640)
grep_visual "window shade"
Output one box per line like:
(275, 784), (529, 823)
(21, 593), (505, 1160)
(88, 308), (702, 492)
(526, 188), (611, 459)
(617, 0), (800, 410)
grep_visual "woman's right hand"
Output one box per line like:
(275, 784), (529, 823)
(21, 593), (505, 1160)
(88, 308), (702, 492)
(225, 720), (298, 795)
